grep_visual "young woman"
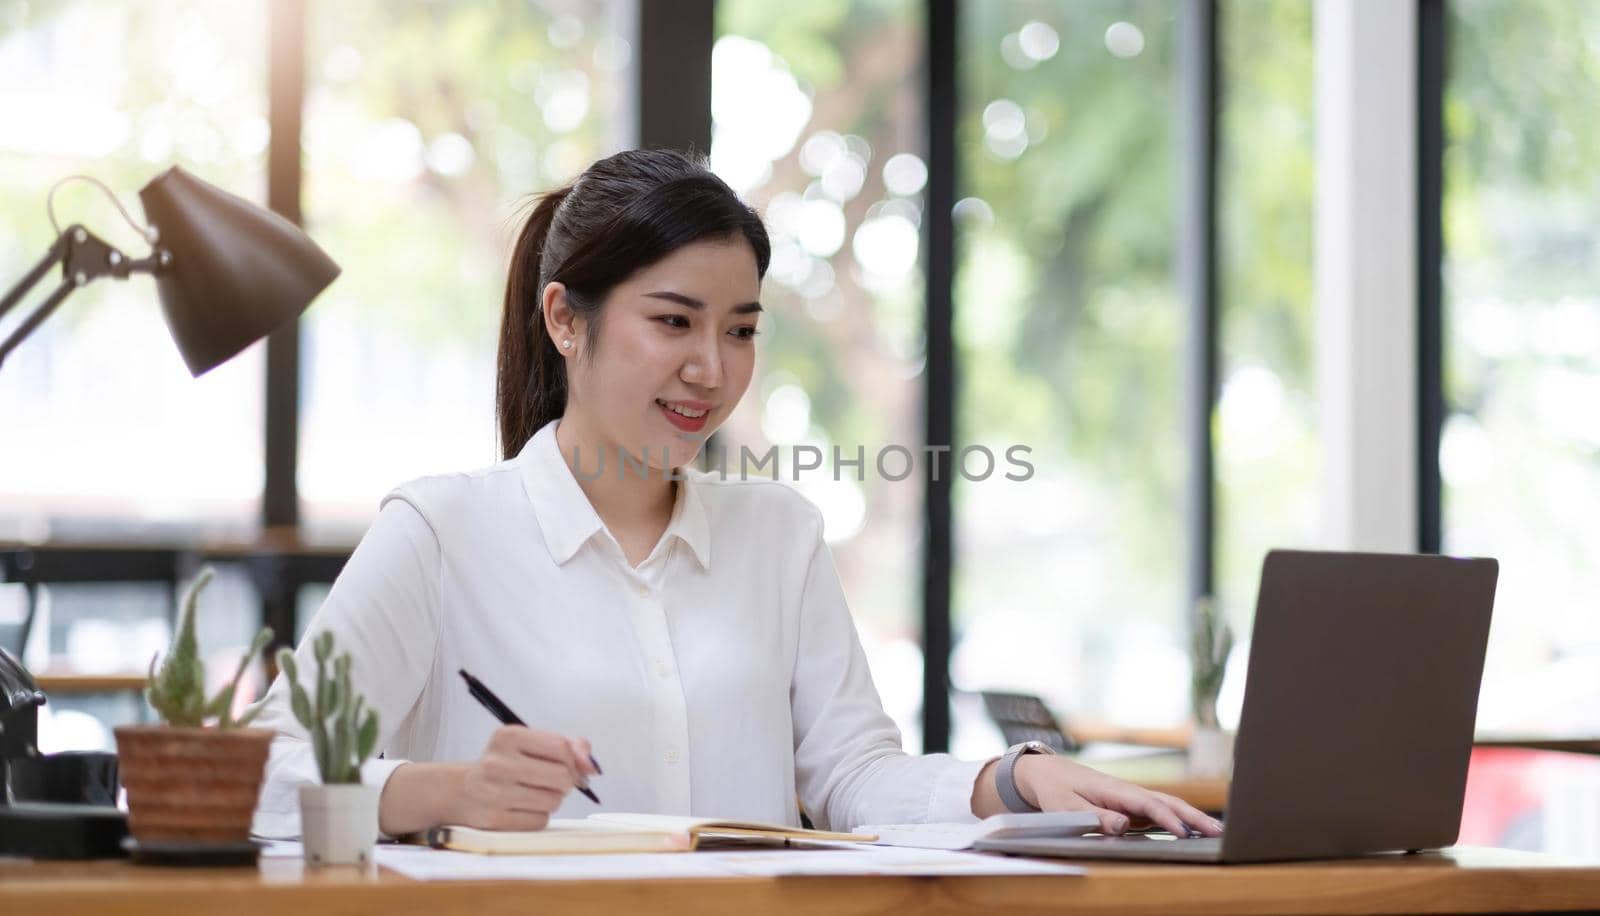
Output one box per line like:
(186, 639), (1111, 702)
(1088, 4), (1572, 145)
(252, 149), (1221, 841)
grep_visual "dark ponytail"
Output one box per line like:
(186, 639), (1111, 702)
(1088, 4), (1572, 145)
(497, 186), (572, 460)
(496, 149), (771, 458)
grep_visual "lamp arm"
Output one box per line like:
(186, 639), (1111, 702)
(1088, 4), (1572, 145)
(0, 225), (168, 372)
(0, 280), (77, 370)
(0, 233), (67, 324)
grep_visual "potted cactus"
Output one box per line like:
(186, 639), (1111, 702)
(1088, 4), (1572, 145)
(277, 630), (380, 866)
(115, 566), (275, 851)
(1188, 595), (1236, 778)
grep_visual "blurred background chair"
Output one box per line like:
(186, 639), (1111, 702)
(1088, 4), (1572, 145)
(978, 690), (1079, 754)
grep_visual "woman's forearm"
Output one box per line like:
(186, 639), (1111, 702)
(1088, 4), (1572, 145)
(378, 762), (467, 836)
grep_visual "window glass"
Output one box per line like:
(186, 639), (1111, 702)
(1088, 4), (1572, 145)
(1443, 0), (1600, 736)
(298, 0), (636, 540)
(715, 0), (928, 748)
(1214, 0), (1317, 708)
(951, 2), (1184, 753)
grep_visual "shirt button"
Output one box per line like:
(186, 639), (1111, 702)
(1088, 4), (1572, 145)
(635, 583), (649, 597)
(655, 660), (671, 677)
(664, 748), (680, 764)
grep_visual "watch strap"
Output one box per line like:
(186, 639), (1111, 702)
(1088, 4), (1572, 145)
(996, 741), (1052, 813)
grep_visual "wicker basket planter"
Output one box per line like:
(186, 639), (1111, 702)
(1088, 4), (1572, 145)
(114, 726), (273, 844)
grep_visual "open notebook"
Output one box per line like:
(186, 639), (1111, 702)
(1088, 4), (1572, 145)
(423, 813), (877, 855)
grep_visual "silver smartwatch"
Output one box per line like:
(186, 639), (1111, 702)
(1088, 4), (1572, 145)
(996, 740), (1055, 813)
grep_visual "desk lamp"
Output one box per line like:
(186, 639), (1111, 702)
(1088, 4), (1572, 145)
(1, 165), (339, 375)
(0, 167), (340, 857)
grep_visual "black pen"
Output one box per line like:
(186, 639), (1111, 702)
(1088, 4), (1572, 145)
(458, 668), (601, 804)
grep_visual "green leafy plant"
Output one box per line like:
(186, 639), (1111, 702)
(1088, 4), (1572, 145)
(1190, 596), (1235, 729)
(276, 631), (379, 784)
(145, 566), (274, 728)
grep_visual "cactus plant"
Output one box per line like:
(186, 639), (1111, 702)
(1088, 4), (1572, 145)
(1190, 595), (1235, 729)
(145, 565), (274, 728)
(276, 631), (379, 784)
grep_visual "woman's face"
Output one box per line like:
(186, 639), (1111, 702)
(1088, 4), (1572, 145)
(551, 236), (762, 471)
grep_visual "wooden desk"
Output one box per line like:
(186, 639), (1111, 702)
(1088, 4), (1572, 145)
(1476, 738), (1600, 756)
(33, 673), (147, 695)
(2, 847), (1597, 915)
(1089, 753), (1230, 814)
(1070, 721), (1193, 749)
(1080, 738), (1600, 816)
(1133, 775), (1228, 813)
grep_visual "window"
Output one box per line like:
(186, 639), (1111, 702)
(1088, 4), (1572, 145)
(298, 0), (636, 540)
(1443, 0), (1600, 736)
(713, 0), (928, 748)
(1215, 0), (1317, 684)
(951, 2), (1185, 752)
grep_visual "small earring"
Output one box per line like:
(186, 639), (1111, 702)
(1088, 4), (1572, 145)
(561, 339), (573, 350)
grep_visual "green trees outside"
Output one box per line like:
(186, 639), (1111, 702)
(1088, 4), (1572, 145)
(713, 1), (1312, 736)
(953, 3), (1187, 730)
(293, 0), (628, 535)
(715, 0), (930, 743)
(716, 1), (1319, 737)
(1214, 1), (1315, 653)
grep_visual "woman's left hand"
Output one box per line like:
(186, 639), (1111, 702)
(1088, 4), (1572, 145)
(975, 754), (1223, 838)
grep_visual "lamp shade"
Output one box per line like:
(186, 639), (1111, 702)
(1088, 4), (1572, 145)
(138, 166), (340, 376)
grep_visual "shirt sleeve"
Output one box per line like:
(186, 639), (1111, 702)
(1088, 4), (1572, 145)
(250, 495), (440, 839)
(788, 511), (992, 832)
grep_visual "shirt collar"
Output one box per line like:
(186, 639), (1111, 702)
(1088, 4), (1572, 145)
(519, 419), (711, 570)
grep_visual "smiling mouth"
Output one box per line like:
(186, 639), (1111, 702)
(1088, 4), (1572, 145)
(656, 399), (712, 433)
(656, 399), (709, 419)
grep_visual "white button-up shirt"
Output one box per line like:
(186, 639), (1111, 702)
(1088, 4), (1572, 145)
(251, 419), (987, 838)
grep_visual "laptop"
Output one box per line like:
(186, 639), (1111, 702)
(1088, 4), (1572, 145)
(977, 549), (1498, 864)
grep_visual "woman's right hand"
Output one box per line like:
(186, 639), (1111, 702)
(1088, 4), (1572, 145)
(451, 725), (598, 830)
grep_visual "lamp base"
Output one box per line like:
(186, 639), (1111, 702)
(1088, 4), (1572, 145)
(0, 801), (128, 859)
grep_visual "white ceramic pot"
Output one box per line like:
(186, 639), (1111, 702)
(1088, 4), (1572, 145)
(299, 783), (379, 866)
(1187, 725), (1235, 779)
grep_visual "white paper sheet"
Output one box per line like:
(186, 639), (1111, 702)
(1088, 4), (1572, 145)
(856, 811), (1102, 850)
(373, 842), (1084, 881)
